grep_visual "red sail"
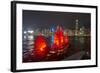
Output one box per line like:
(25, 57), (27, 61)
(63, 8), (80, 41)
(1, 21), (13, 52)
(52, 25), (69, 50)
(65, 33), (69, 48)
(52, 26), (65, 50)
(33, 34), (48, 61)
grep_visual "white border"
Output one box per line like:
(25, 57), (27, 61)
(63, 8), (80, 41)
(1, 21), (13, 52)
(16, 3), (96, 70)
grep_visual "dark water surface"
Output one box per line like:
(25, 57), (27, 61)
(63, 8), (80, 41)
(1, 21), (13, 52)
(23, 36), (91, 62)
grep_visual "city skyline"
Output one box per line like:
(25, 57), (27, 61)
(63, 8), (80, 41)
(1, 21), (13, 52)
(23, 10), (91, 30)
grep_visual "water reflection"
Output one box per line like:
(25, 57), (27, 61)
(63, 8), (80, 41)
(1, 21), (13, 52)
(66, 36), (91, 60)
(73, 36), (85, 50)
(79, 37), (85, 50)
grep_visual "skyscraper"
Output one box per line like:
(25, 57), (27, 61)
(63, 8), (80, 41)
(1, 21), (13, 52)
(75, 19), (79, 36)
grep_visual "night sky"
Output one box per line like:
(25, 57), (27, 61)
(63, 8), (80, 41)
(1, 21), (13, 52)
(23, 10), (91, 30)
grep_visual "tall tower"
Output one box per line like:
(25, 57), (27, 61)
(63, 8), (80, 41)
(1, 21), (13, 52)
(75, 19), (79, 36)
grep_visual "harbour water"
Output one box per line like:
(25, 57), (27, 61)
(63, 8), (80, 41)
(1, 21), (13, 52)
(23, 36), (91, 62)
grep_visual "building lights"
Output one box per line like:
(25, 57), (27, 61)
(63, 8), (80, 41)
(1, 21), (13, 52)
(28, 35), (34, 40)
(24, 35), (27, 39)
(24, 31), (27, 34)
(27, 30), (34, 34)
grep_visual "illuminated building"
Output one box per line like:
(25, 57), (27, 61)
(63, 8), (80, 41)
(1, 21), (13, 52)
(79, 26), (85, 36)
(50, 24), (55, 45)
(75, 19), (79, 36)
